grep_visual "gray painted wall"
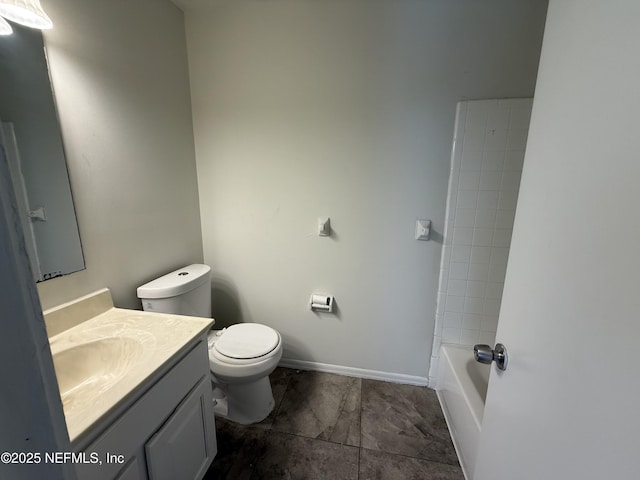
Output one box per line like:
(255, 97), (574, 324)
(37, 0), (203, 311)
(185, 0), (548, 377)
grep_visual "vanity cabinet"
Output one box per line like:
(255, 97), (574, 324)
(74, 337), (217, 480)
(145, 378), (213, 480)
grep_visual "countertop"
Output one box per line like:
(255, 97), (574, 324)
(45, 290), (213, 443)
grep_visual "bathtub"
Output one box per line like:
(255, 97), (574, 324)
(436, 344), (490, 479)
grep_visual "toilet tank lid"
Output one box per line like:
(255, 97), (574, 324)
(136, 264), (211, 299)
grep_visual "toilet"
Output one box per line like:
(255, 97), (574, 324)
(136, 264), (283, 424)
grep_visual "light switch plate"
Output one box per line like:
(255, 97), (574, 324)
(415, 219), (431, 241)
(318, 217), (331, 236)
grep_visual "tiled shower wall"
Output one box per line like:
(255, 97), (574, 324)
(428, 98), (532, 385)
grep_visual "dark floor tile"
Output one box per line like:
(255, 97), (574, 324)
(272, 371), (362, 446)
(359, 448), (465, 480)
(250, 431), (359, 480)
(270, 367), (295, 406)
(361, 380), (459, 465)
(328, 378), (361, 446)
(203, 418), (268, 480)
(254, 367), (295, 428)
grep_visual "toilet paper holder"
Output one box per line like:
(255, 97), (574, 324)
(310, 294), (334, 313)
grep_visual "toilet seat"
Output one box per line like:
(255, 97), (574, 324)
(208, 324), (281, 366)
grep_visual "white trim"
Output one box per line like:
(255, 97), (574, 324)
(278, 358), (430, 387)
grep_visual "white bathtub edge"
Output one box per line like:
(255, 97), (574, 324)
(436, 344), (487, 480)
(436, 388), (472, 480)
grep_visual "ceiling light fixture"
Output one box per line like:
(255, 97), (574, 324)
(0, 0), (52, 30)
(0, 15), (12, 35)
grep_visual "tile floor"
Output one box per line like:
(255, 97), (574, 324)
(204, 368), (464, 480)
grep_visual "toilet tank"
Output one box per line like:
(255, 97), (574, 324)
(137, 264), (211, 318)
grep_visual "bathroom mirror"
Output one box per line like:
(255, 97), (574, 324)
(0, 22), (85, 282)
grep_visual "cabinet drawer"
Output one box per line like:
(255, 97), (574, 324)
(76, 339), (209, 480)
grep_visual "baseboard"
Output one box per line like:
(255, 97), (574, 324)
(278, 358), (430, 387)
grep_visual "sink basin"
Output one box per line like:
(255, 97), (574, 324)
(52, 336), (147, 410)
(44, 299), (213, 443)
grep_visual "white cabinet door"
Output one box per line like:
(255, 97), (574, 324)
(75, 342), (209, 480)
(145, 378), (217, 480)
(114, 458), (145, 480)
(474, 2), (640, 479)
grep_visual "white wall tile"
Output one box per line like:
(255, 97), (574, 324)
(457, 189), (479, 209)
(499, 98), (533, 109)
(481, 314), (499, 332)
(444, 311), (463, 328)
(501, 171), (522, 191)
(475, 209), (497, 228)
(460, 329), (480, 345)
(462, 313), (483, 329)
(492, 228), (513, 247)
(463, 128), (486, 151)
(447, 169), (458, 191)
(466, 280), (487, 297)
(442, 327), (461, 343)
(432, 335), (442, 354)
(483, 298), (502, 317)
(488, 261), (508, 282)
(473, 228), (494, 247)
(478, 331), (497, 345)
(444, 219), (455, 243)
(488, 104), (511, 131)
(485, 282), (504, 300)
(445, 295), (465, 313)
(495, 209), (516, 229)
(461, 150), (483, 171)
(436, 293), (446, 314)
(439, 268), (450, 287)
(464, 297), (485, 315)
(490, 247), (510, 265)
(503, 150), (525, 172)
(433, 99), (531, 349)
(448, 279), (468, 296)
(429, 356), (440, 380)
(441, 245), (452, 264)
(471, 246), (492, 264)
(455, 208), (477, 228)
(459, 170), (481, 190)
(509, 108), (532, 129)
(450, 262), (470, 280)
(466, 100), (491, 120)
(446, 190), (458, 212)
(482, 151), (505, 171)
(453, 227), (474, 245)
(488, 260), (508, 283)
(468, 263), (490, 281)
(485, 128), (508, 151)
(451, 245), (472, 263)
(479, 171), (503, 190)
(498, 190), (519, 210)
(507, 128), (529, 150)
(477, 190), (500, 210)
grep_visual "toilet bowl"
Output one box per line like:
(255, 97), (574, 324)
(137, 264), (283, 424)
(207, 323), (283, 424)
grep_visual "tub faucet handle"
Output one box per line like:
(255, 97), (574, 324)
(474, 343), (508, 371)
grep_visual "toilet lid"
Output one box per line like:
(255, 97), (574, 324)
(214, 323), (280, 359)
